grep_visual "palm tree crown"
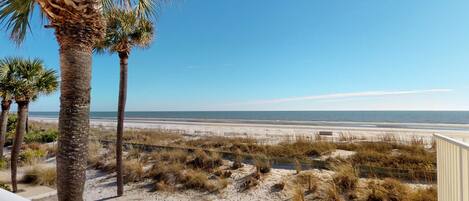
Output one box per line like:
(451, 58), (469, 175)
(96, 8), (154, 54)
(0, 57), (17, 100)
(6, 57), (58, 101)
(0, 0), (163, 45)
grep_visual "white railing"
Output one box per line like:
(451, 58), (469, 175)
(434, 134), (469, 201)
(0, 188), (30, 201)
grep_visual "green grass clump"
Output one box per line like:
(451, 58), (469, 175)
(0, 183), (11, 191)
(0, 158), (7, 169)
(19, 148), (46, 165)
(24, 130), (58, 143)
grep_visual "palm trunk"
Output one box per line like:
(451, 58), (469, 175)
(11, 101), (29, 192)
(0, 100), (11, 158)
(116, 51), (128, 196)
(56, 45), (93, 201)
(25, 115), (29, 134)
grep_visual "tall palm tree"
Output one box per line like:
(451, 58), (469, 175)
(7, 57), (58, 192)
(0, 0), (160, 199)
(0, 1), (103, 199)
(0, 58), (16, 158)
(95, 8), (154, 196)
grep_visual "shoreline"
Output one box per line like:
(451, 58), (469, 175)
(30, 117), (469, 141)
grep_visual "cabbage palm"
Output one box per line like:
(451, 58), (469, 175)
(95, 8), (154, 196)
(7, 57), (58, 192)
(0, 0), (160, 199)
(0, 58), (16, 158)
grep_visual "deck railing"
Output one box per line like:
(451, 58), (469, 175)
(434, 134), (469, 201)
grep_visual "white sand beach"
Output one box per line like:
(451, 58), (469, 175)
(31, 117), (469, 143)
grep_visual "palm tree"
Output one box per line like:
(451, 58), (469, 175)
(0, 0), (160, 199)
(95, 8), (154, 196)
(7, 57), (58, 192)
(0, 58), (16, 158)
(0, 1), (103, 199)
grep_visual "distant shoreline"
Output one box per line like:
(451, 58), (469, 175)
(30, 116), (469, 142)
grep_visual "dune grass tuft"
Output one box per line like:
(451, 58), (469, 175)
(332, 164), (358, 193)
(22, 166), (56, 186)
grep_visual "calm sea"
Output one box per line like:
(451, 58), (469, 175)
(29, 111), (469, 125)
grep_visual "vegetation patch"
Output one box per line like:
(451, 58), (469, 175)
(22, 166), (57, 186)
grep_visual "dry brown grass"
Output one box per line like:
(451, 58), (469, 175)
(22, 165), (56, 186)
(231, 148), (243, 170)
(296, 171), (318, 193)
(254, 155), (271, 174)
(144, 149), (227, 192)
(123, 159), (145, 183)
(186, 150), (223, 171)
(332, 164), (358, 193)
(292, 184), (305, 201)
(408, 186), (437, 201)
(182, 136), (336, 160)
(336, 141), (436, 181)
(180, 170), (217, 191)
(364, 179), (436, 201)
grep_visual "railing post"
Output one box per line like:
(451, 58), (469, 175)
(460, 146), (463, 201)
(434, 134), (469, 201)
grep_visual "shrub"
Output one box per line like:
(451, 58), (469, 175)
(366, 180), (388, 201)
(7, 115), (17, 133)
(409, 186), (437, 201)
(187, 150), (223, 170)
(24, 130), (58, 143)
(0, 183), (11, 191)
(22, 166), (56, 186)
(365, 179), (412, 201)
(254, 155), (271, 174)
(19, 148), (46, 165)
(381, 178), (409, 200)
(123, 159), (145, 183)
(181, 170), (215, 191)
(87, 140), (102, 167)
(148, 162), (185, 185)
(231, 149), (243, 170)
(148, 149), (188, 164)
(0, 158), (7, 169)
(332, 164), (358, 193)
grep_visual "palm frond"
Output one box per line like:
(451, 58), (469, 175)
(0, 0), (36, 45)
(96, 8), (154, 53)
(0, 57), (58, 101)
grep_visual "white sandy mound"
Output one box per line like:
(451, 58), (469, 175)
(83, 163), (333, 201)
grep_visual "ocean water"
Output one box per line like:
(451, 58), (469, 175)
(29, 111), (469, 124)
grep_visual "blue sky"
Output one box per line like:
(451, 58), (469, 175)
(1, 0), (469, 111)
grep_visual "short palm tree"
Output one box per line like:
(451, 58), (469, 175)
(7, 57), (58, 192)
(95, 8), (154, 196)
(0, 58), (16, 158)
(1, 0), (159, 199)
